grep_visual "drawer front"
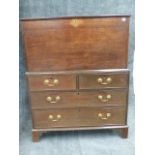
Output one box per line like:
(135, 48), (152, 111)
(78, 107), (126, 126)
(79, 73), (129, 89)
(30, 90), (127, 109)
(22, 17), (129, 71)
(77, 91), (127, 106)
(32, 109), (79, 128)
(32, 107), (126, 129)
(27, 74), (76, 91)
(30, 92), (78, 108)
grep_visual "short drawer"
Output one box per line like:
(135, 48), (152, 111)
(32, 107), (126, 129)
(27, 74), (76, 91)
(30, 90), (127, 109)
(79, 72), (129, 89)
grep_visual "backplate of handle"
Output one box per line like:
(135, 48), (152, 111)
(48, 114), (62, 122)
(46, 96), (61, 104)
(97, 77), (112, 85)
(98, 113), (111, 120)
(43, 78), (59, 87)
(98, 94), (112, 102)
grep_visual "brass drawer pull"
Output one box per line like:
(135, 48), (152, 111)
(48, 114), (62, 122)
(46, 96), (61, 104)
(98, 113), (111, 120)
(43, 78), (59, 87)
(98, 94), (112, 103)
(97, 77), (112, 85)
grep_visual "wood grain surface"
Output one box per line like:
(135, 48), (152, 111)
(27, 74), (76, 91)
(30, 90), (128, 109)
(22, 17), (129, 71)
(32, 107), (126, 129)
(79, 72), (129, 89)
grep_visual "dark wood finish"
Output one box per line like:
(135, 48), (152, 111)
(32, 131), (40, 142)
(79, 73), (129, 89)
(22, 17), (129, 71)
(32, 107), (126, 129)
(30, 90), (127, 109)
(21, 16), (130, 141)
(22, 17), (129, 30)
(27, 74), (76, 91)
(121, 127), (128, 138)
(26, 69), (129, 75)
(32, 125), (128, 132)
(32, 125), (129, 139)
(32, 108), (79, 128)
(78, 107), (126, 127)
(20, 15), (130, 21)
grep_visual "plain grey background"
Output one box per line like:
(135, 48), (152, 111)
(19, 1), (135, 155)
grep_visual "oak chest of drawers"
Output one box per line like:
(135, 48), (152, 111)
(21, 16), (130, 142)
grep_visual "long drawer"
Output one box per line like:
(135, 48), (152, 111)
(30, 90), (128, 109)
(32, 107), (126, 129)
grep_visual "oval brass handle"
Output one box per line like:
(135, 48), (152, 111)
(46, 96), (61, 104)
(97, 77), (112, 85)
(43, 78), (59, 87)
(48, 114), (62, 122)
(98, 113), (111, 120)
(98, 94), (112, 103)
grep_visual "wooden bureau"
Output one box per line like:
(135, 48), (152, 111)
(21, 16), (130, 142)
